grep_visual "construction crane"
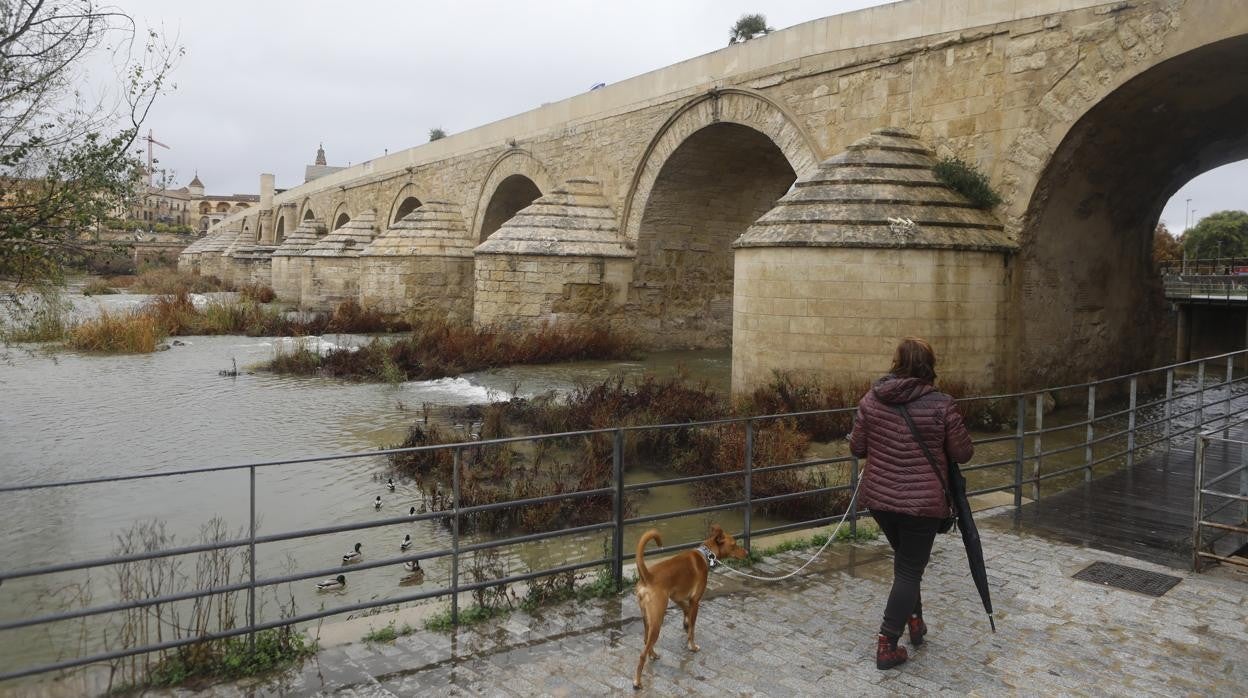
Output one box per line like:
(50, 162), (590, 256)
(141, 129), (169, 186)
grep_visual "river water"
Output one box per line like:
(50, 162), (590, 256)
(2, 288), (1242, 676)
(0, 290), (751, 673)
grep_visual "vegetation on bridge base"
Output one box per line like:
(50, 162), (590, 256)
(388, 372), (1010, 539)
(265, 320), (637, 382)
(2, 278), (411, 353)
(934, 156), (1002, 210)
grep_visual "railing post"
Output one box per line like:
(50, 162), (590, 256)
(1085, 385), (1096, 483)
(1192, 433), (1206, 572)
(451, 447), (461, 626)
(1033, 394), (1043, 503)
(1163, 369), (1174, 457)
(612, 428), (624, 589)
(247, 464), (256, 654)
(1014, 396), (1025, 509)
(1224, 356), (1234, 436)
(743, 419), (754, 552)
(1196, 361), (1206, 429)
(849, 455), (859, 538)
(1126, 377), (1138, 469)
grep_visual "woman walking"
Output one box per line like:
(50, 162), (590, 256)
(849, 337), (974, 669)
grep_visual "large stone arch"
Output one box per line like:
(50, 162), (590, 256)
(1008, 8), (1248, 387)
(620, 88), (820, 245)
(618, 90), (816, 348)
(387, 183), (424, 224)
(299, 199), (316, 222)
(470, 149), (554, 241)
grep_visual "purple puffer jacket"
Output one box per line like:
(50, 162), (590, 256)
(849, 375), (974, 519)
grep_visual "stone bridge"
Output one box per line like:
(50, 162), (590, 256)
(179, 0), (1248, 393)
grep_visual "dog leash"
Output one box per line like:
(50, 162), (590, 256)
(716, 476), (864, 582)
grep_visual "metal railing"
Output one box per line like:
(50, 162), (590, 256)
(1193, 417), (1248, 572)
(3, 348), (1248, 684)
(1163, 277), (1248, 303)
(1159, 257), (1248, 277)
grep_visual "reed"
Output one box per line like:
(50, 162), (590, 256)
(238, 283), (277, 304)
(66, 307), (162, 353)
(130, 268), (231, 295)
(264, 319), (637, 382)
(0, 287), (73, 343)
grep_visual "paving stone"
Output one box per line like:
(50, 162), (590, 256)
(140, 524), (1248, 697)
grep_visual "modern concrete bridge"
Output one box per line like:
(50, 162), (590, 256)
(180, 0), (1248, 393)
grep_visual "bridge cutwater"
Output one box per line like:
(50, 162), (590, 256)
(179, 0), (1248, 393)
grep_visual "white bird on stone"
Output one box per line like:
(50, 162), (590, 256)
(400, 534), (412, 551)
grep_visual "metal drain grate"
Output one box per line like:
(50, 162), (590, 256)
(1072, 561), (1182, 597)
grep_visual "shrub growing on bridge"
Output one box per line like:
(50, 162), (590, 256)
(934, 156), (1002, 210)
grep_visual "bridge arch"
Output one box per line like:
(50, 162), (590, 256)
(620, 90), (815, 347)
(388, 184), (424, 224)
(621, 88), (819, 245)
(331, 203), (351, 231)
(1016, 30), (1248, 386)
(471, 149), (553, 241)
(274, 215), (286, 244)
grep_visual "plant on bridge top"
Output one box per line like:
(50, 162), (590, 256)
(1181, 210), (1248, 260)
(933, 156), (1002, 210)
(728, 13), (774, 44)
(428, 127), (447, 141)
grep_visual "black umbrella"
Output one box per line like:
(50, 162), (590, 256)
(896, 403), (996, 632)
(948, 461), (996, 632)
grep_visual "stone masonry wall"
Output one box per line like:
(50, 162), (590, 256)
(270, 257), (303, 302)
(232, 257), (272, 288)
(300, 257), (363, 312)
(359, 256), (474, 322)
(474, 255), (631, 331)
(732, 247), (1011, 392)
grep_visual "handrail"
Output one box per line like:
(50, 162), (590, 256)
(3, 348), (1248, 684)
(1192, 419), (1248, 572)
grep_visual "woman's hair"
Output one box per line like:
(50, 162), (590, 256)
(890, 337), (936, 382)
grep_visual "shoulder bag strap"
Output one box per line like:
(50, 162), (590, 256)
(894, 403), (952, 504)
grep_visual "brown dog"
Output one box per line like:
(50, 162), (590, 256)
(632, 524), (748, 690)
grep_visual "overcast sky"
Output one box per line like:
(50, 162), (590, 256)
(102, 0), (1242, 231)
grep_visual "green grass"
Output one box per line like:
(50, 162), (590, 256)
(423, 604), (508, 632)
(423, 567), (635, 633)
(361, 621), (415, 644)
(112, 627), (315, 693)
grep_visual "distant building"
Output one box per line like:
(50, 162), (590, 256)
(304, 143), (345, 183)
(125, 172), (260, 233)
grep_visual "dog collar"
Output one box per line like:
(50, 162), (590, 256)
(696, 544), (718, 568)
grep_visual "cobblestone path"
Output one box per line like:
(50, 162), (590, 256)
(158, 514), (1248, 696)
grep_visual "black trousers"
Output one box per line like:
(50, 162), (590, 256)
(871, 509), (941, 639)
